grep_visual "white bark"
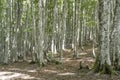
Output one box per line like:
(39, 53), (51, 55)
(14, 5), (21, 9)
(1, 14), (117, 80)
(31, 0), (36, 62)
(99, 0), (111, 66)
(5, 0), (11, 64)
(38, 0), (44, 64)
(110, 0), (120, 67)
(62, 0), (67, 50)
(51, 0), (57, 54)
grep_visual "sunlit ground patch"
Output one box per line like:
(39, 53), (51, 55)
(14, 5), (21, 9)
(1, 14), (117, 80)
(43, 69), (58, 74)
(78, 52), (88, 56)
(9, 68), (24, 71)
(63, 58), (71, 62)
(0, 71), (39, 80)
(9, 68), (37, 73)
(63, 49), (71, 52)
(27, 69), (37, 73)
(57, 72), (75, 76)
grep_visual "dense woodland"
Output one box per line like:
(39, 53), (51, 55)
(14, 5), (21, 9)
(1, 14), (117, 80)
(0, 0), (120, 80)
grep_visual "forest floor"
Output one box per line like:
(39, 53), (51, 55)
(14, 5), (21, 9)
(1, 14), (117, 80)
(0, 46), (120, 80)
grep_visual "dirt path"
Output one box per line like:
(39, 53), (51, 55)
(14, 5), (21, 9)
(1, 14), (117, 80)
(0, 48), (120, 80)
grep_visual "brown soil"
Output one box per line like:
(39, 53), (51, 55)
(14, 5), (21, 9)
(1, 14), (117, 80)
(0, 47), (120, 80)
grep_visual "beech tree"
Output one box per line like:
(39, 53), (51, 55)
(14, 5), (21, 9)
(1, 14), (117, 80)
(94, 0), (113, 74)
(37, 0), (44, 66)
(110, 0), (120, 70)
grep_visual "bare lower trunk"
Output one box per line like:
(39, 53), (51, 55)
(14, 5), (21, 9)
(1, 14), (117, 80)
(94, 0), (113, 74)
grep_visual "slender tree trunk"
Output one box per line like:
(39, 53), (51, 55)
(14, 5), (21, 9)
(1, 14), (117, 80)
(62, 0), (67, 50)
(51, 0), (57, 55)
(38, 0), (44, 66)
(4, 0), (11, 64)
(31, 0), (37, 62)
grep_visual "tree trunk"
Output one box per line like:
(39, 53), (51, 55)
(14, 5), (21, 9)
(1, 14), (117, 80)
(93, 0), (113, 74)
(110, 0), (120, 70)
(4, 0), (11, 64)
(38, 0), (44, 66)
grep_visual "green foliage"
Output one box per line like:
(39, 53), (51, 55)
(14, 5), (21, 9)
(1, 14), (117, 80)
(0, 0), (99, 67)
(86, 21), (97, 27)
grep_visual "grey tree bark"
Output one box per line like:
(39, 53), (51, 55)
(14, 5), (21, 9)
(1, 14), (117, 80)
(38, 0), (44, 66)
(94, 0), (113, 74)
(110, 0), (120, 70)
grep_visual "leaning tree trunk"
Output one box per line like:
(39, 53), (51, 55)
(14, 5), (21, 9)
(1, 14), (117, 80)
(93, 0), (113, 74)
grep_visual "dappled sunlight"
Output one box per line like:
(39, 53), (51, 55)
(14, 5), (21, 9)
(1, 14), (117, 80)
(56, 58), (72, 62)
(62, 57), (79, 62)
(57, 72), (75, 76)
(0, 72), (13, 76)
(63, 49), (71, 52)
(86, 57), (95, 62)
(0, 71), (39, 80)
(76, 57), (95, 62)
(9, 68), (24, 71)
(62, 58), (71, 62)
(27, 69), (37, 73)
(78, 52), (88, 56)
(9, 68), (37, 73)
(62, 57), (94, 63)
(87, 48), (97, 52)
(43, 69), (58, 74)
